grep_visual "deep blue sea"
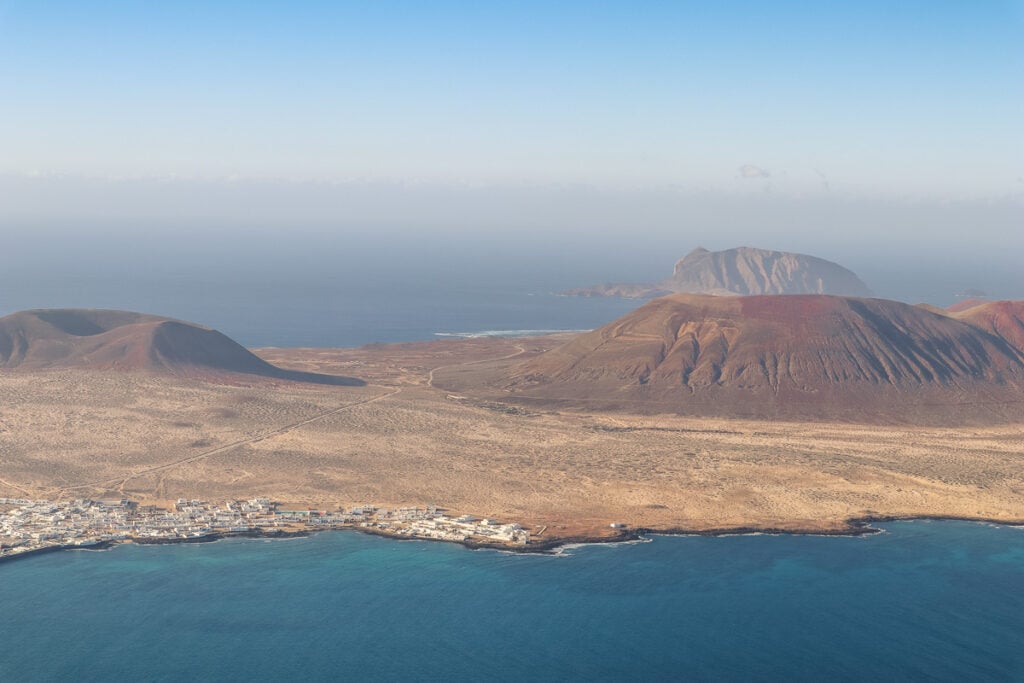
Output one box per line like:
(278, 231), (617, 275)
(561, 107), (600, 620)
(1, 522), (1022, 681)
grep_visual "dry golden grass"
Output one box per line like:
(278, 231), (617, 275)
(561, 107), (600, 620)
(0, 336), (1021, 542)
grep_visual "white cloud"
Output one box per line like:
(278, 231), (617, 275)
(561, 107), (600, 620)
(738, 164), (771, 179)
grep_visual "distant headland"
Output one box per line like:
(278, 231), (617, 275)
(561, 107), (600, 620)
(563, 246), (872, 299)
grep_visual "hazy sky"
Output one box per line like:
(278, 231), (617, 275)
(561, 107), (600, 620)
(1, 1), (1021, 195)
(0, 0), (1021, 307)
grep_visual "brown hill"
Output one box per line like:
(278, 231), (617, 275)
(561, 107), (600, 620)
(946, 297), (989, 313)
(565, 246), (872, 299)
(0, 309), (363, 386)
(951, 301), (1024, 353)
(497, 294), (1024, 424)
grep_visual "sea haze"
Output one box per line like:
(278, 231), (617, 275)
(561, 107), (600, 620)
(0, 522), (1021, 681)
(2, 234), (649, 347)
(4, 228), (1021, 348)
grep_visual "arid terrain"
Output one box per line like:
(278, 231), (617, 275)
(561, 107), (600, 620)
(1, 331), (1022, 545)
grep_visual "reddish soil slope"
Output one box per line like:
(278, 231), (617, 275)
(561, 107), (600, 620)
(946, 298), (989, 313)
(500, 294), (1024, 424)
(952, 301), (1024, 353)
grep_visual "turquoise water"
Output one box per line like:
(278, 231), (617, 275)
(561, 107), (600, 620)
(1, 521), (1022, 682)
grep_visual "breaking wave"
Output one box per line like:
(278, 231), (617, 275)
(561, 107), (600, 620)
(434, 329), (586, 339)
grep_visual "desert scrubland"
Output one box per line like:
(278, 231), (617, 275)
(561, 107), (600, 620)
(1, 335), (1020, 543)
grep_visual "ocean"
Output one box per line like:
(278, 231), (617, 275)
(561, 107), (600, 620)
(1, 522), (1022, 681)
(5, 235), (1020, 348)
(3, 241), (1024, 680)
(0, 243), (644, 347)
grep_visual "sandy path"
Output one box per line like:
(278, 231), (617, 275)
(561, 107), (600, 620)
(0, 477), (34, 497)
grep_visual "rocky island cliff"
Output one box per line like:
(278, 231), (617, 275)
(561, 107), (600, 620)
(565, 246), (872, 299)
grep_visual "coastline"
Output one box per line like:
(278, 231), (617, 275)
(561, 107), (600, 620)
(3, 513), (1022, 566)
(503, 514), (1024, 554)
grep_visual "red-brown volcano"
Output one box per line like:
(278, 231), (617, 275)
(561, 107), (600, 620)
(499, 294), (1024, 424)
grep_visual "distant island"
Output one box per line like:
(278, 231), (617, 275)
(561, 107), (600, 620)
(0, 298), (1022, 554)
(564, 246), (872, 298)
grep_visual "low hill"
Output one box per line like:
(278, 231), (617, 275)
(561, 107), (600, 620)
(494, 294), (1024, 424)
(565, 246), (872, 299)
(947, 297), (989, 313)
(0, 309), (363, 386)
(951, 301), (1024, 353)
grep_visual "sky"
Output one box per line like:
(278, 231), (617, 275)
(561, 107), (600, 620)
(1, 0), (1021, 193)
(0, 0), (1022, 308)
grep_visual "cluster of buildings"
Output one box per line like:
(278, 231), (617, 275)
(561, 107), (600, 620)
(277, 504), (529, 544)
(1, 498), (138, 554)
(401, 514), (528, 544)
(0, 496), (529, 561)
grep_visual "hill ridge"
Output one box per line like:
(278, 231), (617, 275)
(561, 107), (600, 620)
(0, 308), (363, 386)
(491, 294), (1024, 424)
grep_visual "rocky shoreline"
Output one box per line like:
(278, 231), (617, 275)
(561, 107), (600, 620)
(3, 514), (1022, 565)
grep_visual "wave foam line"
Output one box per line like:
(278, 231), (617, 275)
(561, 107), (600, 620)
(434, 329), (586, 339)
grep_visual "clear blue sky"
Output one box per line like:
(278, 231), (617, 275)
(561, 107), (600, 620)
(1, 0), (1021, 197)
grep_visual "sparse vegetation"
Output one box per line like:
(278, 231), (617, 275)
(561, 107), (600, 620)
(0, 336), (1020, 543)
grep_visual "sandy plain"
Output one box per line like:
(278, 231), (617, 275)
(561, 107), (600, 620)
(1, 334), (1022, 544)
